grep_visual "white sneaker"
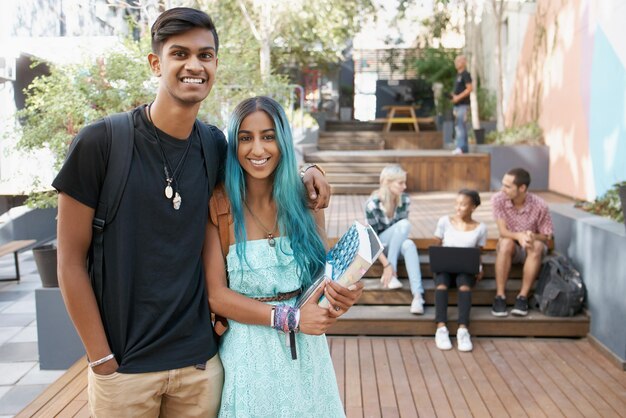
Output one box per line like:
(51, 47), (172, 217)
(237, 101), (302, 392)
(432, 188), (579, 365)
(410, 294), (424, 315)
(435, 326), (452, 350)
(452, 147), (463, 155)
(386, 276), (403, 289)
(456, 328), (473, 352)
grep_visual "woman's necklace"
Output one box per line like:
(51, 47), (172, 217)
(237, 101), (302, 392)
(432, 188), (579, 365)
(243, 200), (278, 247)
(146, 103), (194, 210)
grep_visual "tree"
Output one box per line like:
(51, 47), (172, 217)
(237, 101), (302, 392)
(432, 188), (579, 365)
(491, 0), (506, 132)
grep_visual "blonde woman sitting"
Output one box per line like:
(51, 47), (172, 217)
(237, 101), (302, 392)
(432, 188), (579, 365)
(365, 165), (424, 314)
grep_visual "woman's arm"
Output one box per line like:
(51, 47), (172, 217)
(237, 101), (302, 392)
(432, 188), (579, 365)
(203, 220), (334, 335)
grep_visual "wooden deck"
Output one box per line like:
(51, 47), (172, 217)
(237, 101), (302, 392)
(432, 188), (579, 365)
(18, 338), (626, 417)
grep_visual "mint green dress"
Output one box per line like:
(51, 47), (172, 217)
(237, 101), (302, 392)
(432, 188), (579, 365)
(218, 237), (345, 418)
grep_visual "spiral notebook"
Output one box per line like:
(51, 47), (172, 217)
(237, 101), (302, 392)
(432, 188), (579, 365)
(296, 220), (383, 309)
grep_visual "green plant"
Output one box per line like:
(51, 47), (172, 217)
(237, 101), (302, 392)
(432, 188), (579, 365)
(476, 87), (496, 121)
(485, 121), (544, 145)
(575, 181), (626, 223)
(410, 48), (458, 115)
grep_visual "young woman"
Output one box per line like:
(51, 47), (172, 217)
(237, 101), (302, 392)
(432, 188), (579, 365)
(364, 165), (424, 314)
(203, 96), (362, 417)
(432, 189), (487, 352)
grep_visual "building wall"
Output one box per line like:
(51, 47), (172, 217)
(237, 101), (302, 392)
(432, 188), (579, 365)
(506, 0), (626, 200)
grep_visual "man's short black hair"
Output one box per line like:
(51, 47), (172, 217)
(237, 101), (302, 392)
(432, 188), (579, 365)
(507, 167), (531, 188)
(151, 7), (219, 55)
(458, 189), (481, 207)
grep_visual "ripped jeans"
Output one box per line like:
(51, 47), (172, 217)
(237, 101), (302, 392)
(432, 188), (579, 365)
(378, 219), (424, 296)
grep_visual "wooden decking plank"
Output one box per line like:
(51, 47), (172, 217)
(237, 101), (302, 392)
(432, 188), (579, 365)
(15, 357), (87, 418)
(426, 344), (472, 417)
(455, 341), (509, 417)
(331, 337), (346, 406)
(35, 369), (88, 418)
(383, 339), (417, 417)
(532, 341), (618, 416)
(547, 341), (626, 414)
(56, 400), (86, 418)
(520, 341), (598, 417)
(73, 404), (91, 418)
(495, 340), (566, 418)
(359, 338), (382, 417)
(345, 338), (363, 418)
(411, 340), (454, 418)
(569, 340), (626, 393)
(445, 348), (491, 417)
(396, 339), (435, 418)
(481, 340), (544, 417)
(371, 339), (399, 417)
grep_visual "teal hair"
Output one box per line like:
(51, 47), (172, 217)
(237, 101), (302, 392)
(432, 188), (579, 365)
(225, 96), (326, 287)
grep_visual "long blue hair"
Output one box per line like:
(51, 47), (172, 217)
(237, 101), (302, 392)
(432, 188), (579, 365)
(224, 96), (326, 288)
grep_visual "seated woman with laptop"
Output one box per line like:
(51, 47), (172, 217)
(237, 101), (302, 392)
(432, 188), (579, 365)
(431, 189), (487, 352)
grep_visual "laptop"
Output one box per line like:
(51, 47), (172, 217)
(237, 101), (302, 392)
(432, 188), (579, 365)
(428, 246), (481, 275)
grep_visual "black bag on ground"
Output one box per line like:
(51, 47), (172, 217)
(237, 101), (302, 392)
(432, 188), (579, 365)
(531, 253), (585, 316)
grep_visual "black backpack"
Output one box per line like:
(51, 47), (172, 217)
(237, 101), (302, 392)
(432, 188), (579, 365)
(75, 111), (222, 305)
(531, 253), (585, 316)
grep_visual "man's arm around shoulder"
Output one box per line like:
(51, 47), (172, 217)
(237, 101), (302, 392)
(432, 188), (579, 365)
(57, 192), (118, 374)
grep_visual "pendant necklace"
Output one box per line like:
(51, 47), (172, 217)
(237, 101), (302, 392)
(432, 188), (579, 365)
(243, 200), (278, 247)
(146, 103), (194, 210)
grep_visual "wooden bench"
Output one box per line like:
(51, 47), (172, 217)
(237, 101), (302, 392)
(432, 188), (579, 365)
(15, 356), (89, 417)
(375, 105), (436, 132)
(0, 239), (37, 282)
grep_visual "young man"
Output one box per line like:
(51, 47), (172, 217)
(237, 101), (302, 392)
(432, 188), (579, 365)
(490, 168), (553, 317)
(53, 8), (338, 417)
(451, 55), (473, 155)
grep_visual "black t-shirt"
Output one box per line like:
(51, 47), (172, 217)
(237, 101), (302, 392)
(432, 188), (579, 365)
(52, 105), (226, 373)
(454, 70), (472, 106)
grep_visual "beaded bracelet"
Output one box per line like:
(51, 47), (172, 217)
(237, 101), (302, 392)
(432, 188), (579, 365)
(272, 304), (299, 333)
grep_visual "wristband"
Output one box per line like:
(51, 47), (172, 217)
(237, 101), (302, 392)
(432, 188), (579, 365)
(299, 164), (326, 179)
(88, 353), (115, 368)
(383, 263), (391, 269)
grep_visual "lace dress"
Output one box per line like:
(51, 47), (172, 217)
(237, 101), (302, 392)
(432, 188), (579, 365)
(218, 237), (345, 418)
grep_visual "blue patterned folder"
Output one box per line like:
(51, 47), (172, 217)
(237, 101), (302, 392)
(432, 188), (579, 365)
(296, 221), (383, 308)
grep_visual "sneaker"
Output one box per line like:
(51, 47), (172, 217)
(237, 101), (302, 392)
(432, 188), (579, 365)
(435, 326), (452, 350)
(491, 295), (508, 317)
(511, 295), (529, 316)
(456, 328), (473, 352)
(410, 294), (424, 315)
(452, 147), (463, 155)
(386, 276), (403, 290)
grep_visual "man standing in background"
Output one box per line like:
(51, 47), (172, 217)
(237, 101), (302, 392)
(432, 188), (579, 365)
(451, 55), (473, 154)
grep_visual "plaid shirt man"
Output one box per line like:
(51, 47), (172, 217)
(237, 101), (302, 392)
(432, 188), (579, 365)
(491, 191), (553, 235)
(365, 193), (411, 234)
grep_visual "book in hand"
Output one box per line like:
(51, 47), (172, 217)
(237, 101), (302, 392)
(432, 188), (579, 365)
(296, 220), (384, 309)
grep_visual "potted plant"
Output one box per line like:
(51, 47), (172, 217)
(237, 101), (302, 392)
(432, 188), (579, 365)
(476, 121), (549, 190)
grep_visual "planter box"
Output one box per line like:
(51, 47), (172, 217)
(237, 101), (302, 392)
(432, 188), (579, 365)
(475, 144), (549, 190)
(36, 287), (85, 369)
(551, 203), (626, 368)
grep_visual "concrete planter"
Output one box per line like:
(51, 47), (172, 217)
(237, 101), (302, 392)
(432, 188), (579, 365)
(33, 244), (58, 287)
(619, 185), (626, 230)
(551, 203), (626, 368)
(475, 144), (549, 190)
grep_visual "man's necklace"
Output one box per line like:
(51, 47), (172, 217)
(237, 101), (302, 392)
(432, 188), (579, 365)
(243, 200), (278, 247)
(146, 103), (194, 210)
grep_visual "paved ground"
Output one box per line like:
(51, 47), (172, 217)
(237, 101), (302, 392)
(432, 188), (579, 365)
(0, 251), (66, 418)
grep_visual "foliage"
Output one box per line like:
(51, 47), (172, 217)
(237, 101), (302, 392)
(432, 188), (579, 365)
(410, 47), (458, 115)
(476, 87), (496, 121)
(205, 0), (374, 74)
(16, 33), (294, 208)
(576, 182), (626, 223)
(484, 121), (544, 145)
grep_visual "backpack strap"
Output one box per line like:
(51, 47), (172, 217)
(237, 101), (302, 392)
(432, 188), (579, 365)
(90, 111), (134, 304)
(209, 183), (232, 257)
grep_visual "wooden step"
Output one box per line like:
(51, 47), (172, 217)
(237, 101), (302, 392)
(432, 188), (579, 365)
(325, 120), (384, 131)
(328, 306), (590, 337)
(331, 184), (379, 194)
(359, 278), (524, 306)
(363, 253), (523, 279)
(327, 173), (380, 184)
(319, 131), (383, 140)
(317, 162), (389, 174)
(318, 143), (384, 151)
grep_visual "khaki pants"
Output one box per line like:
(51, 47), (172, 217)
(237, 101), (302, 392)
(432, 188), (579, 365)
(87, 354), (223, 418)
